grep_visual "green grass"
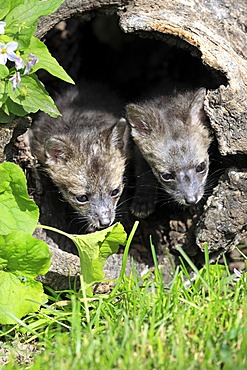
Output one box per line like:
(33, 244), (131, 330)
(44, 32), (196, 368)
(1, 228), (247, 369)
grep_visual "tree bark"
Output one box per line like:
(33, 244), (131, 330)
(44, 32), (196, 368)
(37, 0), (247, 155)
(31, 0), (247, 267)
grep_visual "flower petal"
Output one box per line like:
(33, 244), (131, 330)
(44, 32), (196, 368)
(0, 22), (6, 35)
(0, 53), (7, 65)
(6, 50), (19, 62)
(233, 268), (242, 278)
(15, 57), (25, 70)
(9, 72), (21, 89)
(24, 53), (38, 75)
(6, 42), (18, 52)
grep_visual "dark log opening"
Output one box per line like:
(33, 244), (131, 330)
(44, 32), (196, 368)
(41, 13), (228, 98)
(20, 10), (245, 271)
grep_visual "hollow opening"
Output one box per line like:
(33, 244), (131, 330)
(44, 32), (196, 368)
(28, 12), (235, 266)
(42, 13), (228, 99)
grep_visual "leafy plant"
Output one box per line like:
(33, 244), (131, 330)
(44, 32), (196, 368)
(0, 162), (51, 324)
(0, 0), (128, 326)
(0, 162), (127, 323)
(2, 235), (247, 370)
(40, 222), (127, 296)
(0, 0), (74, 123)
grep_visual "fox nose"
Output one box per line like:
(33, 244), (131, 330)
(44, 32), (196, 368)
(184, 194), (198, 205)
(98, 217), (112, 228)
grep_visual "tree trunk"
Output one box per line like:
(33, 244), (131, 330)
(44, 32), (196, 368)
(21, 0), (246, 274)
(37, 0), (247, 156)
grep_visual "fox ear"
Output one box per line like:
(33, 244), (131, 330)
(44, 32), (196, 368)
(188, 88), (208, 126)
(109, 118), (130, 151)
(126, 104), (152, 134)
(44, 137), (73, 165)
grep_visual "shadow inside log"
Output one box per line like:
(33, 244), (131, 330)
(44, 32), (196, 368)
(13, 12), (246, 275)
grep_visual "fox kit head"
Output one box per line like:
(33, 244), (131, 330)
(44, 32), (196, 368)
(41, 118), (129, 229)
(126, 88), (212, 205)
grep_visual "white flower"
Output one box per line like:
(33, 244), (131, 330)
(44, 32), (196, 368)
(0, 21), (6, 35)
(233, 268), (246, 282)
(0, 41), (19, 65)
(9, 71), (21, 89)
(233, 268), (242, 279)
(24, 53), (38, 74)
(15, 56), (25, 70)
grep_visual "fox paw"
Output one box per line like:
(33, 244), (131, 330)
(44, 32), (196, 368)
(131, 193), (156, 219)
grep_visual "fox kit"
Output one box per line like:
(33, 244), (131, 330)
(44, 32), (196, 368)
(27, 81), (129, 230)
(126, 88), (212, 218)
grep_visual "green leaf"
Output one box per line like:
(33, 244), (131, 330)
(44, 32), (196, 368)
(0, 34), (14, 44)
(8, 74), (61, 117)
(0, 65), (9, 79)
(0, 257), (8, 270)
(0, 161), (51, 325)
(0, 108), (14, 123)
(8, 0), (25, 12)
(0, 80), (8, 108)
(1, 100), (10, 114)
(23, 36), (74, 84)
(0, 0), (10, 19)
(4, 0), (65, 29)
(0, 271), (47, 324)
(5, 97), (28, 116)
(4, 0), (64, 49)
(70, 222), (127, 295)
(0, 162), (39, 235)
(6, 23), (36, 50)
(0, 231), (51, 277)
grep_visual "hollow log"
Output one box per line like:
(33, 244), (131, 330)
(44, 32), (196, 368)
(36, 0), (247, 156)
(196, 169), (247, 255)
(2, 0), (244, 284)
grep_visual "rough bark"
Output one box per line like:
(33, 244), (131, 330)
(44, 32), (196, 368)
(4, 0), (245, 287)
(36, 0), (247, 156)
(196, 169), (247, 257)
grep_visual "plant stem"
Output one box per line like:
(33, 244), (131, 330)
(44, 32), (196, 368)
(36, 224), (73, 240)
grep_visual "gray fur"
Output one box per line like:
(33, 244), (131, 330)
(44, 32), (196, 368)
(28, 81), (129, 229)
(126, 88), (212, 217)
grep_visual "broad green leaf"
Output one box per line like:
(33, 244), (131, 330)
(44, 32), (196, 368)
(0, 0), (10, 19)
(4, 0), (64, 49)
(0, 34), (14, 44)
(23, 36), (74, 84)
(0, 231), (51, 277)
(4, 0), (65, 29)
(8, 0), (25, 12)
(69, 222), (127, 295)
(0, 108), (14, 123)
(0, 161), (51, 324)
(0, 271), (47, 324)
(5, 97), (28, 116)
(0, 257), (7, 270)
(5, 23), (36, 50)
(0, 65), (9, 79)
(0, 80), (8, 108)
(0, 162), (39, 234)
(0, 31), (28, 55)
(8, 74), (61, 117)
(1, 100), (10, 114)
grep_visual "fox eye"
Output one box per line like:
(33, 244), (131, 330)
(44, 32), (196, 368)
(111, 188), (120, 197)
(74, 194), (89, 204)
(196, 161), (207, 173)
(160, 172), (175, 181)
